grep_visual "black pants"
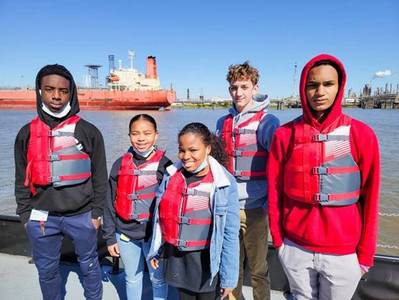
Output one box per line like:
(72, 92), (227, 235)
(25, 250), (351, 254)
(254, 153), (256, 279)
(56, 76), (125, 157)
(178, 287), (220, 300)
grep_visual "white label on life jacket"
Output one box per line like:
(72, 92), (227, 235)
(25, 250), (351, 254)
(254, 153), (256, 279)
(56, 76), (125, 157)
(29, 209), (49, 222)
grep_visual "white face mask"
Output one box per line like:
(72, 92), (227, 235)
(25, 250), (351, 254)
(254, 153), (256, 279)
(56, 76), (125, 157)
(132, 146), (155, 158)
(42, 102), (71, 118)
(188, 156), (209, 174)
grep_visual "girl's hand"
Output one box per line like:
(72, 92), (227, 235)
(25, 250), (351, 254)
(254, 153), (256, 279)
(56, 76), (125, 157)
(150, 258), (159, 269)
(220, 287), (233, 299)
(107, 243), (120, 257)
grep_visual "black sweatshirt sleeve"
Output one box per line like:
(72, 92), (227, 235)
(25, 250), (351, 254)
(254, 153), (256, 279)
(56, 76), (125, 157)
(76, 119), (108, 219)
(14, 123), (32, 225)
(157, 155), (173, 183)
(102, 158), (121, 246)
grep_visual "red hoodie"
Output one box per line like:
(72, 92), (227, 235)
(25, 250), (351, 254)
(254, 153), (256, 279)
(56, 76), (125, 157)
(268, 54), (380, 267)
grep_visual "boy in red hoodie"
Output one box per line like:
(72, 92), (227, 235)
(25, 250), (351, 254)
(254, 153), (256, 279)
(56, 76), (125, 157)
(268, 54), (380, 299)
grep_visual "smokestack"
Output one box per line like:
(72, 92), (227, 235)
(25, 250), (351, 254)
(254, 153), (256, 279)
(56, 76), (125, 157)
(146, 56), (158, 79)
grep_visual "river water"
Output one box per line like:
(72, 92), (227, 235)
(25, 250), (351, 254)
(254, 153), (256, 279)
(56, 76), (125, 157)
(0, 108), (398, 255)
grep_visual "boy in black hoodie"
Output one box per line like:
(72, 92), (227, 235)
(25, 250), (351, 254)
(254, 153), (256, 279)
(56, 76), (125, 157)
(14, 64), (107, 300)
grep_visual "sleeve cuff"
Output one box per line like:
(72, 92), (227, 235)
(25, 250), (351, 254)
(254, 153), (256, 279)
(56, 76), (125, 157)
(357, 252), (374, 267)
(106, 238), (117, 246)
(91, 208), (103, 219)
(360, 264), (370, 273)
(19, 211), (31, 226)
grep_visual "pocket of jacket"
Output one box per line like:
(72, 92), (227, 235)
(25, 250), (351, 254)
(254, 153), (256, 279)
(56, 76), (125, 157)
(215, 206), (228, 216)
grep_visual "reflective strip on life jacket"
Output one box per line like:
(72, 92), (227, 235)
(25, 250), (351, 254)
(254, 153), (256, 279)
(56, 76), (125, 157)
(114, 150), (164, 222)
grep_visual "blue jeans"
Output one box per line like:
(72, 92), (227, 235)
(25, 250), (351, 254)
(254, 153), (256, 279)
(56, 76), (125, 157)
(25, 211), (102, 300)
(116, 233), (167, 300)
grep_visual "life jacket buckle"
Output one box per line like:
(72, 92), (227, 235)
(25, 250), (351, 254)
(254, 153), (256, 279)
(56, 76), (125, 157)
(133, 170), (142, 175)
(312, 167), (328, 175)
(176, 239), (187, 247)
(49, 154), (60, 161)
(49, 175), (61, 183)
(185, 189), (196, 196)
(49, 131), (61, 137)
(129, 193), (138, 200)
(234, 170), (242, 176)
(240, 128), (255, 134)
(314, 193), (329, 203)
(313, 134), (328, 142)
(178, 216), (190, 224)
(233, 150), (242, 157)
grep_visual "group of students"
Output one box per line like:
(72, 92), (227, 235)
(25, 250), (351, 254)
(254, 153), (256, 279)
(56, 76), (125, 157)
(14, 53), (380, 300)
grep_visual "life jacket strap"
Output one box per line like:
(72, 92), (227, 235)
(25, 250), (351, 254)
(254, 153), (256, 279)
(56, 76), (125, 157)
(233, 150), (268, 157)
(48, 153), (89, 161)
(184, 189), (210, 197)
(177, 216), (212, 225)
(131, 212), (152, 220)
(43, 172), (91, 183)
(314, 190), (360, 204)
(48, 131), (74, 137)
(128, 191), (157, 200)
(234, 170), (267, 177)
(312, 166), (359, 175)
(312, 134), (349, 142)
(171, 239), (210, 248)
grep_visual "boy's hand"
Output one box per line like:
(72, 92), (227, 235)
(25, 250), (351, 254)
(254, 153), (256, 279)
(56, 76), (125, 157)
(107, 243), (120, 257)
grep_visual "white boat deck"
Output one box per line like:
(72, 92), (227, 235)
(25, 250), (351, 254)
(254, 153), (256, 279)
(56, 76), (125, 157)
(0, 253), (287, 299)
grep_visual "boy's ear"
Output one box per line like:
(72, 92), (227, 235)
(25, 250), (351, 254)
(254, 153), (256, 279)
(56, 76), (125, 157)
(252, 84), (259, 95)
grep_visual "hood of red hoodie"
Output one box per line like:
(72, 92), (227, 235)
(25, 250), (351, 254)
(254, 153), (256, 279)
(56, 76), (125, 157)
(299, 54), (347, 130)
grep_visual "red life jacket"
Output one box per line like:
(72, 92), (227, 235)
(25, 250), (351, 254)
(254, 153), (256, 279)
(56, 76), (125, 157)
(159, 169), (213, 251)
(24, 115), (91, 195)
(115, 149), (165, 222)
(221, 110), (268, 180)
(284, 115), (361, 206)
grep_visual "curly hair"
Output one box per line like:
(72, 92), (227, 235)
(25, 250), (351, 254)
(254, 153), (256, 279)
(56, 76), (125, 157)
(178, 122), (228, 168)
(226, 61), (259, 85)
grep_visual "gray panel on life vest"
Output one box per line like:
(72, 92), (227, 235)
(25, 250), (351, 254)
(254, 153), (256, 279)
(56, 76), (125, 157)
(52, 148), (91, 187)
(323, 154), (357, 168)
(178, 209), (212, 251)
(57, 145), (80, 154)
(131, 184), (159, 221)
(321, 154), (361, 195)
(321, 172), (361, 194)
(53, 158), (91, 177)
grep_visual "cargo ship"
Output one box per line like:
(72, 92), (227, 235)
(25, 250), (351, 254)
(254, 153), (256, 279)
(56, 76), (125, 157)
(0, 53), (176, 110)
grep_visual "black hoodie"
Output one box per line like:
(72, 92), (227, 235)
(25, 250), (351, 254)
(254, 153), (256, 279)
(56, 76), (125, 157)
(14, 64), (107, 225)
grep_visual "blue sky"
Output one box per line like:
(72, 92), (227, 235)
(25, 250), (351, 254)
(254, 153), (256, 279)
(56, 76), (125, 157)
(0, 0), (398, 99)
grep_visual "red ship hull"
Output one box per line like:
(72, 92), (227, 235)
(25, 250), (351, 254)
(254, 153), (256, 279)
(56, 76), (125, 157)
(0, 89), (176, 110)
